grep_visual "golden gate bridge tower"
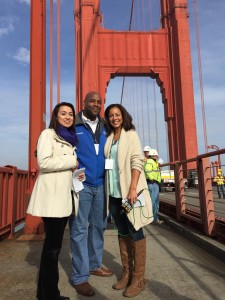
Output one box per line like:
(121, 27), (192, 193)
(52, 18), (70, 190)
(26, 0), (198, 234)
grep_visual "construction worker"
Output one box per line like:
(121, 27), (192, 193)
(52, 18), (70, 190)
(213, 169), (225, 199)
(143, 146), (151, 163)
(144, 149), (163, 224)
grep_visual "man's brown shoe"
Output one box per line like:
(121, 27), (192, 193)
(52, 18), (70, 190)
(72, 282), (95, 297)
(90, 267), (113, 277)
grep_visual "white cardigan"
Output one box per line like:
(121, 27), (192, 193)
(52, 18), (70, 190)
(27, 129), (78, 217)
(104, 128), (153, 230)
(104, 129), (148, 199)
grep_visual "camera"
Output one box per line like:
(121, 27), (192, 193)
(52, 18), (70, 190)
(121, 199), (133, 213)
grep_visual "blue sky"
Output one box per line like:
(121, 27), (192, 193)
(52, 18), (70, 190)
(0, 0), (225, 169)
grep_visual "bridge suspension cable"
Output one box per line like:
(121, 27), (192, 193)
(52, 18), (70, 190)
(120, 0), (134, 104)
(57, 0), (61, 104)
(50, 0), (53, 114)
(193, 0), (208, 152)
(146, 78), (151, 145)
(125, 1), (160, 149)
(153, 81), (159, 151)
(49, 0), (61, 113)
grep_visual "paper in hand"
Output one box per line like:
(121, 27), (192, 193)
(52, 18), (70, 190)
(134, 193), (145, 207)
(72, 168), (85, 192)
(158, 158), (164, 165)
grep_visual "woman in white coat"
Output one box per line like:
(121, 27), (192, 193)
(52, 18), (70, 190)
(104, 104), (153, 298)
(27, 102), (78, 300)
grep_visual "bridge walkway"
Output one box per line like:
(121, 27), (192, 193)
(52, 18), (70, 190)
(1, 214), (225, 300)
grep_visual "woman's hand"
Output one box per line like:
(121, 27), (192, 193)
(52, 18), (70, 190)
(127, 188), (137, 205)
(77, 172), (85, 181)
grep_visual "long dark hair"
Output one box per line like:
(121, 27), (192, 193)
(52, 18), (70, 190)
(49, 102), (76, 131)
(104, 104), (135, 136)
(35, 102), (76, 157)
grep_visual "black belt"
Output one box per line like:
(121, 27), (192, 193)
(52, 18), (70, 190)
(147, 179), (159, 185)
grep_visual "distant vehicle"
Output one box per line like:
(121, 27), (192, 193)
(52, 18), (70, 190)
(160, 170), (188, 192)
(187, 170), (198, 188)
(160, 170), (175, 192)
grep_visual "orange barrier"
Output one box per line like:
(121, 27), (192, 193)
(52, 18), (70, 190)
(0, 165), (28, 239)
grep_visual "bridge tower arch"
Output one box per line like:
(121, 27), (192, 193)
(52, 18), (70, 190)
(75, 0), (198, 162)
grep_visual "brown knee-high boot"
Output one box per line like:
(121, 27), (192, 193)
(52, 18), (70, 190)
(112, 235), (134, 290)
(123, 237), (146, 297)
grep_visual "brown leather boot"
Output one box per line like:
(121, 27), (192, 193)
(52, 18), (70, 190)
(112, 235), (133, 290)
(123, 237), (147, 297)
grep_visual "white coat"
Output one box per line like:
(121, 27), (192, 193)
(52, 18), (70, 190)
(27, 128), (78, 217)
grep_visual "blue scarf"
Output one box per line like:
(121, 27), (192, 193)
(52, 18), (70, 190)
(56, 124), (76, 147)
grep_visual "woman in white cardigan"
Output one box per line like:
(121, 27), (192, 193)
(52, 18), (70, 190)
(104, 104), (153, 298)
(27, 102), (78, 300)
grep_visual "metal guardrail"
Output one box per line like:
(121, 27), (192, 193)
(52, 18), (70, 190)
(1, 149), (225, 241)
(159, 149), (225, 242)
(0, 165), (28, 239)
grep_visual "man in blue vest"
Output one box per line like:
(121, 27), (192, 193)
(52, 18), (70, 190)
(69, 91), (113, 297)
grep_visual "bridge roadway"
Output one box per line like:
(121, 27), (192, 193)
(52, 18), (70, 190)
(1, 215), (225, 300)
(160, 187), (225, 219)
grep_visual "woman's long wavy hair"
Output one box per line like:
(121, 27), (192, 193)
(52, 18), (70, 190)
(34, 102), (76, 157)
(104, 104), (135, 136)
(49, 102), (76, 131)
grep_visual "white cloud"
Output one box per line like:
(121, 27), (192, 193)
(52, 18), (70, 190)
(0, 17), (15, 37)
(13, 47), (30, 64)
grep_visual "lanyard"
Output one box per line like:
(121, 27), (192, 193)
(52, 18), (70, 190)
(84, 121), (100, 144)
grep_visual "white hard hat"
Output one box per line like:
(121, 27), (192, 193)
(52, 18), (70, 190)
(143, 146), (151, 152)
(149, 149), (158, 156)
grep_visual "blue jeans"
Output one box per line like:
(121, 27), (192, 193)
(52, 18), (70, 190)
(217, 185), (225, 198)
(69, 184), (106, 285)
(147, 182), (160, 222)
(109, 196), (144, 241)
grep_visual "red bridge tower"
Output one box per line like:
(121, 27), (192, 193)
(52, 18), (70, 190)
(25, 0), (198, 235)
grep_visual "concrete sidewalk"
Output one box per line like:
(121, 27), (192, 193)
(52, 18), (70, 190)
(1, 216), (225, 300)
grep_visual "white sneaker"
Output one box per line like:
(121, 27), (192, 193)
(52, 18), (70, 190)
(155, 219), (164, 224)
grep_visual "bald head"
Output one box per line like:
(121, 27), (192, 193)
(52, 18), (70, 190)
(84, 91), (101, 103)
(83, 91), (102, 120)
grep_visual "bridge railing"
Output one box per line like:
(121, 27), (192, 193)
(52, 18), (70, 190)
(160, 149), (225, 242)
(0, 165), (28, 239)
(1, 150), (225, 241)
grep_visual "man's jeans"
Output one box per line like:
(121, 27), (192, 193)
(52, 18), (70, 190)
(217, 184), (225, 199)
(147, 182), (160, 222)
(69, 184), (106, 285)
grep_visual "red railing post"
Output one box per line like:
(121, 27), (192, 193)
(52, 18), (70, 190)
(5, 166), (18, 239)
(175, 162), (186, 221)
(197, 156), (216, 236)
